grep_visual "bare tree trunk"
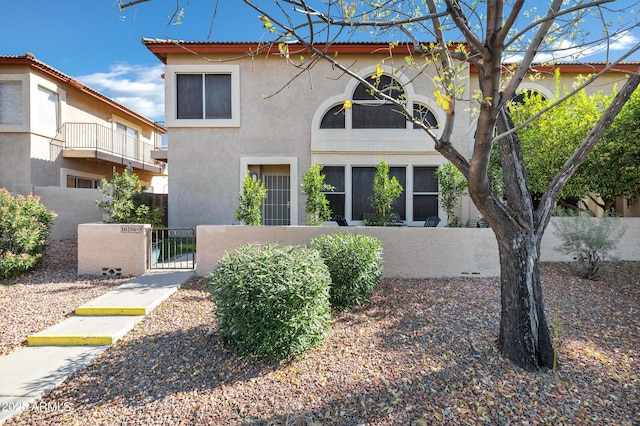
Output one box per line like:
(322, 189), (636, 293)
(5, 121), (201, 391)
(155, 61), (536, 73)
(494, 229), (555, 371)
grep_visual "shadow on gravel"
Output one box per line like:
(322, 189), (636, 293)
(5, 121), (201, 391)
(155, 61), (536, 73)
(68, 325), (282, 409)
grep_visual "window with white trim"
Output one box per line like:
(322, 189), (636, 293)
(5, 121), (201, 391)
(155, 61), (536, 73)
(36, 85), (60, 133)
(176, 73), (232, 119)
(166, 64), (240, 127)
(319, 75), (439, 130)
(351, 166), (406, 220)
(413, 167), (439, 221)
(321, 166), (345, 218)
(0, 81), (23, 125)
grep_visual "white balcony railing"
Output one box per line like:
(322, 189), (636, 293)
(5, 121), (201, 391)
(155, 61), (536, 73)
(62, 122), (162, 171)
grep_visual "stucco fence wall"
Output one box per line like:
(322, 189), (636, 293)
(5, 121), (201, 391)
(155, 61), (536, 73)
(196, 218), (639, 278)
(78, 223), (150, 277)
(76, 218), (640, 278)
(34, 186), (103, 240)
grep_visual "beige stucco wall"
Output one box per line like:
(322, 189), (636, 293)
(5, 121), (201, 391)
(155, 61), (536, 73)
(77, 223), (150, 277)
(0, 133), (30, 188)
(540, 217), (640, 262)
(196, 224), (501, 278)
(35, 187), (103, 240)
(74, 218), (639, 278)
(195, 218), (640, 278)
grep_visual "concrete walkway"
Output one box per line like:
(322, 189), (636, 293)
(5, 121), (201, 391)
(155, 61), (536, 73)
(0, 270), (195, 425)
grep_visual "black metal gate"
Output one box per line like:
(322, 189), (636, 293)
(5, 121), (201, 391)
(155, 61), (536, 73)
(148, 227), (196, 270)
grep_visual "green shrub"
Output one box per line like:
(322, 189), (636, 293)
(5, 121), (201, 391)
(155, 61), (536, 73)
(312, 233), (383, 310)
(371, 158), (403, 226)
(0, 188), (56, 279)
(301, 162), (334, 226)
(208, 243), (331, 360)
(552, 210), (625, 280)
(235, 171), (267, 226)
(96, 170), (162, 226)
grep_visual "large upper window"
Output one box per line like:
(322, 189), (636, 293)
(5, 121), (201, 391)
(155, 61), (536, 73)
(320, 74), (438, 130)
(352, 75), (406, 129)
(176, 74), (232, 120)
(166, 64), (240, 127)
(36, 86), (60, 133)
(0, 81), (23, 125)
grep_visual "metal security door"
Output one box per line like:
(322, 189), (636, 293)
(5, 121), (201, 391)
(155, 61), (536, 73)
(262, 174), (290, 225)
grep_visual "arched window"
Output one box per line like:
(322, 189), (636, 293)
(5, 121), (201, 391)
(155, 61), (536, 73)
(352, 75), (405, 129)
(319, 104), (345, 129)
(319, 74), (438, 130)
(413, 103), (439, 129)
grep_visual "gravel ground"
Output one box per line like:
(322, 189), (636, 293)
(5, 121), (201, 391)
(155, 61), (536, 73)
(0, 240), (127, 357)
(3, 241), (639, 425)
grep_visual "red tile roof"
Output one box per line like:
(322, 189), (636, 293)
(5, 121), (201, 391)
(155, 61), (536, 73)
(141, 38), (640, 74)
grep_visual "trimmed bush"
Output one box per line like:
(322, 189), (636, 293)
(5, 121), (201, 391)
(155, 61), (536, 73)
(0, 189), (56, 279)
(311, 233), (383, 310)
(208, 243), (331, 360)
(552, 212), (625, 280)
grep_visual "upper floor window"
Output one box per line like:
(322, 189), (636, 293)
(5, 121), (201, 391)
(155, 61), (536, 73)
(320, 74), (438, 130)
(352, 75), (406, 129)
(176, 73), (232, 120)
(36, 85), (60, 133)
(166, 64), (240, 128)
(0, 81), (23, 125)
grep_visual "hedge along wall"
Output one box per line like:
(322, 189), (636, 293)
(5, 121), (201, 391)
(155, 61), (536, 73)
(197, 218), (640, 279)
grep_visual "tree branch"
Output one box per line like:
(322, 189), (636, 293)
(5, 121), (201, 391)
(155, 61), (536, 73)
(501, 0), (564, 106)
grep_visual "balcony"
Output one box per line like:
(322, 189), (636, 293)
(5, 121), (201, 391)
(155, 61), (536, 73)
(62, 122), (166, 174)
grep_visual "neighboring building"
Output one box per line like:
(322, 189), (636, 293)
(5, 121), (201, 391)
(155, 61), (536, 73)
(143, 39), (638, 228)
(0, 53), (167, 238)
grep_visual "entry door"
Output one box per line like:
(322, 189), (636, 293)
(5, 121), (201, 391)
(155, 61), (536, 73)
(262, 174), (290, 225)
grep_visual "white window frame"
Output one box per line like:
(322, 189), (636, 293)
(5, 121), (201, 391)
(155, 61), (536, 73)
(30, 75), (65, 138)
(36, 85), (60, 134)
(0, 74), (28, 132)
(165, 64), (240, 128)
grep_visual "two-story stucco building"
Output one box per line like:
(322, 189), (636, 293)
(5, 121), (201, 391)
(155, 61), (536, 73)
(0, 53), (168, 238)
(143, 39), (638, 228)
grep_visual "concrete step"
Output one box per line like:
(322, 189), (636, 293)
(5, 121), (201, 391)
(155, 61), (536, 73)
(74, 270), (194, 316)
(27, 315), (144, 346)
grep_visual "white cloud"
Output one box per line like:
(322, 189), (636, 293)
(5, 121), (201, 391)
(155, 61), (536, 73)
(75, 63), (165, 121)
(504, 33), (640, 64)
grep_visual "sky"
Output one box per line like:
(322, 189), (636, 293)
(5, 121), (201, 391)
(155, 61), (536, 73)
(2, 1), (639, 122)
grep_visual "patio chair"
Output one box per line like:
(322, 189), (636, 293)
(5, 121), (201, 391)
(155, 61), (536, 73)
(334, 215), (350, 226)
(465, 219), (479, 228)
(390, 212), (406, 226)
(423, 216), (441, 227)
